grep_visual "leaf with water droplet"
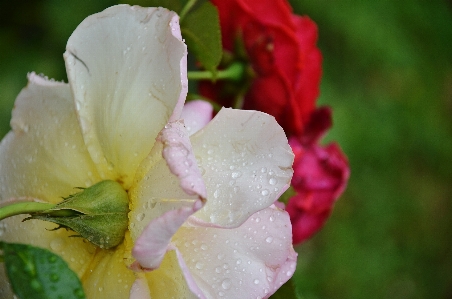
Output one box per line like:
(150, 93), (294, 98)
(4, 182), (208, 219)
(0, 241), (86, 299)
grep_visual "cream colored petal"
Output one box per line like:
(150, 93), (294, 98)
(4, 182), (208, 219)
(190, 108), (294, 227)
(145, 250), (198, 299)
(173, 207), (297, 299)
(0, 73), (101, 297)
(82, 243), (136, 298)
(64, 5), (187, 188)
(0, 73), (101, 203)
(128, 122), (205, 241)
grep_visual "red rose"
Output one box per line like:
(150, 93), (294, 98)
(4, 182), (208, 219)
(202, 0), (322, 136)
(286, 108), (350, 244)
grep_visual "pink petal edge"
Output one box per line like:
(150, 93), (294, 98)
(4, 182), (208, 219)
(129, 275), (151, 299)
(180, 100), (213, 135)
(131, 199), (204, 271)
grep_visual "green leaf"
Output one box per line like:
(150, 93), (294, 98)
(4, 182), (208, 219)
(181, 1), (222, 74)
(270, 278), (303, 299)
(0, 241), (85, 299)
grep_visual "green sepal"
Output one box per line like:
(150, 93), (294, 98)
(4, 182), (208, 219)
(27, 180), (129, 249)
(181, 1), (222, 75)
(0, 241), (85, 299)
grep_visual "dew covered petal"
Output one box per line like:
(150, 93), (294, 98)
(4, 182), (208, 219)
(81, 243), (135, 298)
(0, 73), (101, 203)
(172, 206), (297, 299)
(190, 108), (294, 227)
(64, 5), (187, 188)
(0, 73), (102, 297)
(128, 121), (206, 241)
(132, 199), (203, 271)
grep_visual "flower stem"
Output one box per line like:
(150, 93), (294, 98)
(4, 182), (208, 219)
(0, 202), (55, 221)
(179, 0), (198, 22)
(188, 62), (245, 82)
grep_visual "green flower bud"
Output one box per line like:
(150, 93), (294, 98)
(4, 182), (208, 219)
(27, 180), (129, 249)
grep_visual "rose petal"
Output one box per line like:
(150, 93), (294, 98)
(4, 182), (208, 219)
(132, 200), (203, 270)
(0, 73), (101, 202)
(130, 275), (151, 299)
(190, 108), (294, 228)
(128, 121), (207, 241)
(180, 100), (213, 136)
(144, 250), (199, 298)
(64, 5), (187, 188)
(172, 206), (297, 299)
(287, 138), (350, 244)
(0, 73), (100, 287)
(81, 243), (135, 298)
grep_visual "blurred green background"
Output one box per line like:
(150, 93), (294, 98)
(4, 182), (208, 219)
(0, 0), (451, 298)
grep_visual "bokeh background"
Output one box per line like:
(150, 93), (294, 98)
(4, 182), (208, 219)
(0, 0), (451, 298)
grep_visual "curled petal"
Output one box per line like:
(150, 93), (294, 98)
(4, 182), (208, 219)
(128, 121), (206, 241)
(190, 108), (294, 228)
(172, 206), (297, 299)
(180, 100), (213, 136)
(160, 121), (207, 198)
(132, 200), (203, 270)
(64, 5), (187, 188)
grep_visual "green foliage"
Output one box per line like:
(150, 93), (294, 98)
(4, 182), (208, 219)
(181, 1), (222, 74)
(0, 241), (85, 299)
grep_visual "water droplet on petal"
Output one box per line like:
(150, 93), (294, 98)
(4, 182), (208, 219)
(265, 237), (273, 243)
(221, 278), (232, 290)
(254, 279), (260, 285)
(231, 171), (242, 179)
(269, 178), (277, 185)
(136, 213), (145, 221)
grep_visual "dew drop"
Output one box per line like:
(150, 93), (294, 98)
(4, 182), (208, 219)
(136, 213), (145, 221)
(50, 238), (64, 251)
(74, 288), (85, 298)
(254, 279), (260, 285)
(261, 189), (269, 196)
(265, 237), (274, 243)
(50, 273), (59, 282)
(201, 244), (208, 251)
(221, 278), (232, 290)
(31, 279), (42, 291)
(269, 178), (277, 185)
(231, 171), (242, 179)
(48, 255), (57, 264)
(98, 287), (104, 292)
(195, 262), (204, 270)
